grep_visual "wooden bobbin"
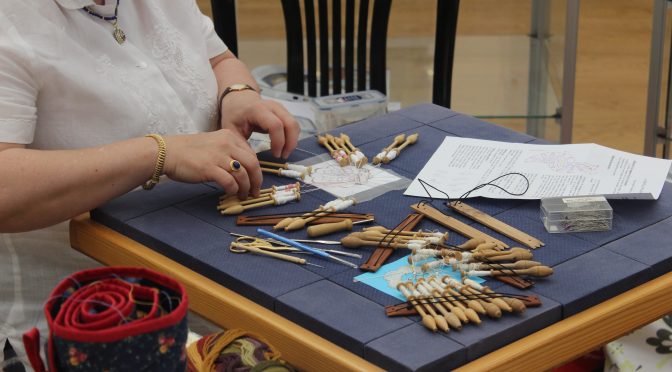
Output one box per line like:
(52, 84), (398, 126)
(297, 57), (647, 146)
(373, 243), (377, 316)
(373, 134), (406, 165)
(397, 283), (437, 332)
(405, 282), (449, 332)
(428, 277), (481, 324)
(441, 280), (487, 316)
(416, 279), (462, 330)
(307, 219), (353, 237)
(463, 286), (512, 313)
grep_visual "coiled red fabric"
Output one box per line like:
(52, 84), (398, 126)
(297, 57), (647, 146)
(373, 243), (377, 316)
(23, 267), (189, 372)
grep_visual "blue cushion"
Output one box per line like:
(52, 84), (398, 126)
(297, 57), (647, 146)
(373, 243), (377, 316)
(603, 216), (672, 278)
(443, 288), (561, 361)
(364, 323), (467, 371)
(125, 207), (322, 309)
(530, 248), (653, 317)
(428, 114), (536, 143)
(394, 103), (460, 124)
(275, 280), (414, 355)
(92, 181), (215, 223)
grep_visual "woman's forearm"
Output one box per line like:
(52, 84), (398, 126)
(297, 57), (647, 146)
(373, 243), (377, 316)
(0, 137), (157, 232)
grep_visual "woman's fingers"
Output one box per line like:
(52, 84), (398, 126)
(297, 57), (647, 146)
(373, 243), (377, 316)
(227, 147), (261, 198)
(268, 103), (300, 158)
(163, 131), (263, 199)
(207, 166), (239, 196)
(253, 108), (286, 158)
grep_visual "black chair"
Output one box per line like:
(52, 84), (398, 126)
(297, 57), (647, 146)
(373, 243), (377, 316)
(280, 0), (391, 98)
(210, 0), (238, 56)
(432, 0), (460, 108)
(210, 0), (459, 108)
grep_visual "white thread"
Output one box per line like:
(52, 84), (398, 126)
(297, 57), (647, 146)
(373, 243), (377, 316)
(464, 278), (483, 291)
(416, 284), (432, 297)
(466, 270), (490, 277)
(406, 242), (425, 250)
(407, 239), (429, 246)
(422, 260), (442, 272)
(273, 193), (298, 205)
(278, 169), (303, 179)
(287, 164), (308, 173)
(414, 248), (439, 256)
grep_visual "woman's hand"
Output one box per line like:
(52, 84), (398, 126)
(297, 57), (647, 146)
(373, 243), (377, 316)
(219, 90), (300, 159)
(162, 129), (262, 199)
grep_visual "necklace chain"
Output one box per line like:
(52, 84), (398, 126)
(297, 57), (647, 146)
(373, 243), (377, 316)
(82, 0), (126, 44)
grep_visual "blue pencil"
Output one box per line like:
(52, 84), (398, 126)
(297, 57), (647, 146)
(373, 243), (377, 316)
(257, 228), (359, 269)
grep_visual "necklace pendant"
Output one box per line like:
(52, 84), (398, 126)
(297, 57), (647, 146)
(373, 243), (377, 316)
(112, 24), (126, 44)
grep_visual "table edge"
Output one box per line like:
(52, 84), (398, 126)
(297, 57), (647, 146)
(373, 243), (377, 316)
(70, 214), (672, 371)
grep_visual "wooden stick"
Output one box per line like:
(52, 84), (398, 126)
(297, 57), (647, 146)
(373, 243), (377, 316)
(457, 238), (486, 250)
(339, 133), (357, 152)
(285, 208), (335, 231)
(410, 203), (509, 249)
(340, 236), (412, 249)
(360, 213), (424, 272)
(222, 199), (276, 215)
(273, 207), (324, 230)
(384, 134), (406, 152)
(238, 213), (374, 227)
(317, 135), (336, 152)
(325, 134), (342, 150)
(449, 202), (545, 249)
(479, 260), (541, 270)
(472, 247), (533, 262)
(357, 231), (429, 242)
(259, 160), (288, 169)
(392, 132), (418, 152)
(261, 167), (283, 174)
(230, 243), (306, 265)
(217, 195), (274, 212)
(307, 219), (353, 237)
(221, 192), (299, 215)
(362, 226), (447, 238)
(334, 137), (352, 154)
(485, 266), (554, 277)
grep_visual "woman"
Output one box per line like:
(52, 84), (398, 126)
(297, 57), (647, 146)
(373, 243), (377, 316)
(0, 0), (299, 367)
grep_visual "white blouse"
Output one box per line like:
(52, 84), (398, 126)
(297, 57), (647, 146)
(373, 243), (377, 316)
(0, 0), (227, 367)
(0, 0), (227, 149)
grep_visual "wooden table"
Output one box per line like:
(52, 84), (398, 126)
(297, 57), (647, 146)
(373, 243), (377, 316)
(70, 213), (672, 371)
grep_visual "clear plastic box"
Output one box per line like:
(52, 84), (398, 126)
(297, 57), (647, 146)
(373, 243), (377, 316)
(540, 195), (613, 233)
(312, 90), (387, 130)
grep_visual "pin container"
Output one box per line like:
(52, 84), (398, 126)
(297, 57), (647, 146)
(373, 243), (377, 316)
(540, 195), (613, 233)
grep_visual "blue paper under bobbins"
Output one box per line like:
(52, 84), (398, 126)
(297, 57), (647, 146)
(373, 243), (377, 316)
(23, 267), (189, 372)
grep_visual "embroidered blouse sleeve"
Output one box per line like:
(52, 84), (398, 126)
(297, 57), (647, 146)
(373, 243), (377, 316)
(0, 14), (39, 145)
(189, 0), (228, 59)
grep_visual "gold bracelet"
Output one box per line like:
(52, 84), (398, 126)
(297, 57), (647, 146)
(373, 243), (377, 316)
(143, 134), (166, 190)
